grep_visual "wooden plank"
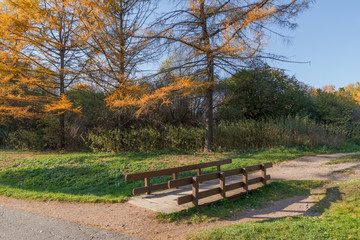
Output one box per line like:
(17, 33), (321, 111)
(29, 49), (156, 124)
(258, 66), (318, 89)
(177, 176), (271, 205)
(243, 168), (248, 193)
(247, 175), (270, 185)
(168, 177), (193, 188)
(222, 162), (272, 178)
(220, 172), (226, 198)
(263, 162), (273, 168)
(247, 176), (262, 185)
(192, 177), (199, 205)
(225, 181), (244, 192)
(261, 164), (267, 184)
(133, 182), (169, 195)
(196, 172), (220, 182)
(244, 165), (262, 172)
(145, 177), (150, 194)
(197, 168), (202, 176)
(125, 159), (232, 181)
(198, 187), (221, 199)
(172, 172), (179, 188)
(223, 168), (242, 177)
(177, 194), (193, 205)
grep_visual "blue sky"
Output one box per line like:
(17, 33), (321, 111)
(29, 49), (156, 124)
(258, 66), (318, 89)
(267, 0), (360, 89)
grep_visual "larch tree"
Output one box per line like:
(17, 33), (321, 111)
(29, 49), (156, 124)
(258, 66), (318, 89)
(79, 0), (159, 102)
(152, 0), (314, 152)
(0, 0), (88, 149)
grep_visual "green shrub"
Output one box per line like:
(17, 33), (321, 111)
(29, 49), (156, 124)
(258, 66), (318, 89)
(86, 125), (204, 152)
(5, 129), (45, 150)
(164, 125), (205, 152)
(213, 117), (345, 150)
(85, 117), (346, 153)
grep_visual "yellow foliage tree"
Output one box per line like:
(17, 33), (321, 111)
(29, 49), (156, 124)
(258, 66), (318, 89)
(0, 0), (88, 148)
(135, 0), (313, 152)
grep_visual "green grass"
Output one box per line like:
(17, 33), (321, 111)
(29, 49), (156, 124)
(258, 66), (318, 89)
(157, 180), (326, 224)
(0, 143), (359, 203)
(188, 179), (360, 240)
(326, 153), (360, 165)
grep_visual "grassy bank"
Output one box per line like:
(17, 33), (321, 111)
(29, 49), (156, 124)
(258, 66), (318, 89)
(188, 179), (360, 240)
(326, 153), (360, 165)
(0, 144), (359, 203)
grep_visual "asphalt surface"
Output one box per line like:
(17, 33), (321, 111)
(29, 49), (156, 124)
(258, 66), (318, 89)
(0, 206), (144, 240)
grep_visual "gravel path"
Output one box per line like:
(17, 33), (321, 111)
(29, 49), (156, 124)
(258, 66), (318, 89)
(0, 206), (143, 240)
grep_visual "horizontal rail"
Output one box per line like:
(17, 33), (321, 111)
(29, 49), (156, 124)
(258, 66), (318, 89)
(244, 162), (272, 172)
(177, 174), (271, 205)
(222, 162), (273, 178)
(133, 182), (169, 195)
(168, 162), (273, 189)
(225, 181), (244, 192)
(248, 175), (270, 185)
(168, 177), (193, 188)
(196, 172), (221, 182)
(198, 187), (221, 199)
(178, 194), (193, 205)
(125, 159), (232, 181)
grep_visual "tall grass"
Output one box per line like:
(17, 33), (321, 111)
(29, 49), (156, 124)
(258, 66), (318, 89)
(86, 117), (347, 152)
(86, 125), (205, 152)
(214, 117), (346, 150)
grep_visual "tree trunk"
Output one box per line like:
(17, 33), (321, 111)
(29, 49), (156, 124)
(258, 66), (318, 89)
(59, 46), (65, 150)
(204, 54), (214, 152)
(200, 2), (214, 152)
(59, 113), (65, 149)
(118, 0), (125, 84)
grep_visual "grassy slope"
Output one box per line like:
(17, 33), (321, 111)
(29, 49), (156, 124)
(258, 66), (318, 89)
(326, 153), (360, 165)
(0, 143), (359, 202)
(188, 179), (360, 240)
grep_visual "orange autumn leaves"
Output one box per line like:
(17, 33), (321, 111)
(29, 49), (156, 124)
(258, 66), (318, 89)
(0, 0), (312, 120)
(106, 77), (203, 115)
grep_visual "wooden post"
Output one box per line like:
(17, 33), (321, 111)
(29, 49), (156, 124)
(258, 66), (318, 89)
(261, 164), (267, 185)
(173, 172), (179, 188)
(192, 177), (199, 206)
(217, 165), (221, 172)
(242, 168), (248, 193)
(197, 168), (202, 183)
(219, 172), (226, 198)
(145, 177), (151, 194)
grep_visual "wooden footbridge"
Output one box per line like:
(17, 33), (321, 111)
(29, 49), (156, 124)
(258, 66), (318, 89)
(125, 160), (272, 213)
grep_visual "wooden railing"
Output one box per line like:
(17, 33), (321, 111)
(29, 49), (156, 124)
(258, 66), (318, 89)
(125, 159), (232, 195)
(168, 162), (272, 205)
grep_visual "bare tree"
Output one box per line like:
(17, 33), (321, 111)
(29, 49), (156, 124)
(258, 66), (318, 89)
(153, 0), (313, 152)
(80, 0), (158, 91)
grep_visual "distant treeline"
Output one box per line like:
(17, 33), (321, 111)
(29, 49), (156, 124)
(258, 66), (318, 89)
(1, 67), (360, 152)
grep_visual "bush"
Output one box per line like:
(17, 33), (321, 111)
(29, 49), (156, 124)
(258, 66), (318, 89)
(5, 129), (45, 150)
(213, 117), (345, 150)
(86, 125), (205, 152)
(84, 117), (346, 153)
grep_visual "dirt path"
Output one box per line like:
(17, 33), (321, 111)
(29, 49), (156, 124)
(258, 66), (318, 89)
(0, 153), (359, 239)
(268, 153), (360, 181)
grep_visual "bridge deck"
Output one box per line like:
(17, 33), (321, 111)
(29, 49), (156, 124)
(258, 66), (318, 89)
(128, 174), (262, 213)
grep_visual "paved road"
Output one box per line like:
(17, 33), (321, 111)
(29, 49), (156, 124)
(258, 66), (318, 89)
(0, 206), (144, 240)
